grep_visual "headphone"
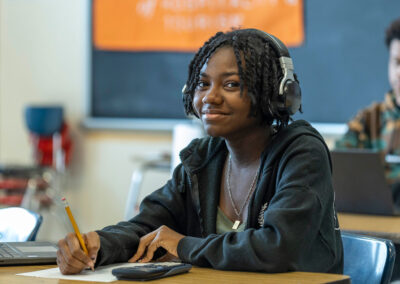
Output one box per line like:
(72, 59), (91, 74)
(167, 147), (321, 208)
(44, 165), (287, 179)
(183, 29), (302, 116)
(247, 29), (302, 115)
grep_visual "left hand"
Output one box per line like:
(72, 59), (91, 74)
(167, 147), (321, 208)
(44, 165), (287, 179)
(128, 225), (185, 263)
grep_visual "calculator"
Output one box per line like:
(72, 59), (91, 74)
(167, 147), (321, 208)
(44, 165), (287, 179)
(111, 262), (192, 281)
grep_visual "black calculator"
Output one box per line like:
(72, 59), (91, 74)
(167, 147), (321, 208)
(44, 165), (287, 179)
(111, 262), (192, 281)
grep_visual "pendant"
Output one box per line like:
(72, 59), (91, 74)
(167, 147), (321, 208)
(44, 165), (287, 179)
(232, 220), (241, 230)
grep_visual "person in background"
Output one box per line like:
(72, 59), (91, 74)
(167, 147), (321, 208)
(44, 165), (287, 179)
(335, 18), (400, 203)
(57, 28), (343, 275)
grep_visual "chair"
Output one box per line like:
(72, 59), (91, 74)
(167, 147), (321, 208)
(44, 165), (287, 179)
(124, 123), (204, 220)
(0, 207), (43, 242)
(124, 156), (171, 220)
(341, 232), (396, 284)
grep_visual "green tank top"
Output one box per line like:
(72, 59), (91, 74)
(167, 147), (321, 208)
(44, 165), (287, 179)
(216, 207), (245, 234)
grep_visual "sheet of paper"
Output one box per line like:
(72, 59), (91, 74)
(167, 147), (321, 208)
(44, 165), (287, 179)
(17, 262), (180, 282)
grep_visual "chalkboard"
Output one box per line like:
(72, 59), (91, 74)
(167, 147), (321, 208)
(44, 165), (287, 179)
(88, 0), (400, 129)
(291, 0), (400, 123)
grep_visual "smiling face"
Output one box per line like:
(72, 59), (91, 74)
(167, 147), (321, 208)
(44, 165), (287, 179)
(389, 39), (400, 104)
(192, 46), (262, 139)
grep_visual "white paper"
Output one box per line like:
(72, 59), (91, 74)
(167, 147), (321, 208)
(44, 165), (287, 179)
(17, 262), (180, 282)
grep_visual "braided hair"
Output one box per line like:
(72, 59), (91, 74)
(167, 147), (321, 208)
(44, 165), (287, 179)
(385, 17), (400, 48)
(182, 28), (299, 128)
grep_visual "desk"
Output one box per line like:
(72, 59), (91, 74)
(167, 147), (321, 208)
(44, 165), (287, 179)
(0, 265), (350, 284)
(338, 212), (400, 243)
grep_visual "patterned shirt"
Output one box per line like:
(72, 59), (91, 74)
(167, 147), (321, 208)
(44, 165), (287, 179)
(335, 91), (400, 184)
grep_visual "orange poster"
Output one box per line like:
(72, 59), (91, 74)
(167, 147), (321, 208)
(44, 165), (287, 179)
(93, 0), (304, 52)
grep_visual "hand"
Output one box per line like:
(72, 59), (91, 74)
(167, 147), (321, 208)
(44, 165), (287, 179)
(128, 225), (185, 263)
(156, 252), (181, 262)
(57, 231), (100, 275)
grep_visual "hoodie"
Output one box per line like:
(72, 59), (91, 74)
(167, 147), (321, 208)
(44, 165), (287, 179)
(96, 120), (343, 273)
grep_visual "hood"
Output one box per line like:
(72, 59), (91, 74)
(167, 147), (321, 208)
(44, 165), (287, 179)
(264, 120), (332, 171)
(179, 119), (331, 173)
(179, 136), (226, 174)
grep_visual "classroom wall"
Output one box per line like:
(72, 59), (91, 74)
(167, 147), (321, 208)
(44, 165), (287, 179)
(0, 0), (172, 241)
(0, 0), (340, 241)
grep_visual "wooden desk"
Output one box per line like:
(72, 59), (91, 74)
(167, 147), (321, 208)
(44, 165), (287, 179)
(338, 212), (400, 243)
(0, 265), (350, 284)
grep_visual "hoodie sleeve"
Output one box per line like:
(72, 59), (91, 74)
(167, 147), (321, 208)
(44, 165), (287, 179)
(177, 135), (342, 273)
(95, 164), (188, 266)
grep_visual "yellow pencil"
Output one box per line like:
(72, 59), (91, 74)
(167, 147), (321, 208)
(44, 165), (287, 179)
(62, 197), (89, 255)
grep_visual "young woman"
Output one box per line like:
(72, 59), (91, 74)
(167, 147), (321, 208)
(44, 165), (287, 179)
(57, 28), (343, 274)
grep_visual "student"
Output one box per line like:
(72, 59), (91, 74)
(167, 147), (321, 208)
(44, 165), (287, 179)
(335, 18), (400, 202)
(57, 28), (343, 275)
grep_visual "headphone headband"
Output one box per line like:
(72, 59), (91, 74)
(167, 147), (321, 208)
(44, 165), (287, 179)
(243, 29), (290, 57)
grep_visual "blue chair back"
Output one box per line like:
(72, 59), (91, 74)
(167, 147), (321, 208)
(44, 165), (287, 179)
(0, 207), (43, 242)
(25, 105), (63, 136)
(341, 232), (396, 284)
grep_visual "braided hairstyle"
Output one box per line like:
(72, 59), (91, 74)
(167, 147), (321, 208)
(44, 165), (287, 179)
(385, 17), (400, 48)
(182, 28), (299, 128)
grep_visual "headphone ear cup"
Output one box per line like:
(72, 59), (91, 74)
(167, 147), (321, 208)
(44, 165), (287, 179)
(281, 80), (301, 115)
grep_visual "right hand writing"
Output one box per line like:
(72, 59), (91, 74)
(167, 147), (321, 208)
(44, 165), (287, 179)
(57, 231), (100, 275)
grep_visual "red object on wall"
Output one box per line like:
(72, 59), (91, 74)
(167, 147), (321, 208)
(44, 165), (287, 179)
(29, 123), (73, 168)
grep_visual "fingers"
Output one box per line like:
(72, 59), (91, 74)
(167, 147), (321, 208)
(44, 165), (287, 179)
(57, 233), (86, 274)
(66, 233), (94, 268)
(84, 232), (100, 268)
(128, 226), (184, 263)
(128, 231), (156, 263)
(57, 232), (96, 275)
(156, 252), (181, 262)
(137, 233), (160, 263)
(57, 248), (83, 274)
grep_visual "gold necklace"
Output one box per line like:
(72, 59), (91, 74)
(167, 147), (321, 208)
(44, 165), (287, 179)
(226, 154), (260, 230)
